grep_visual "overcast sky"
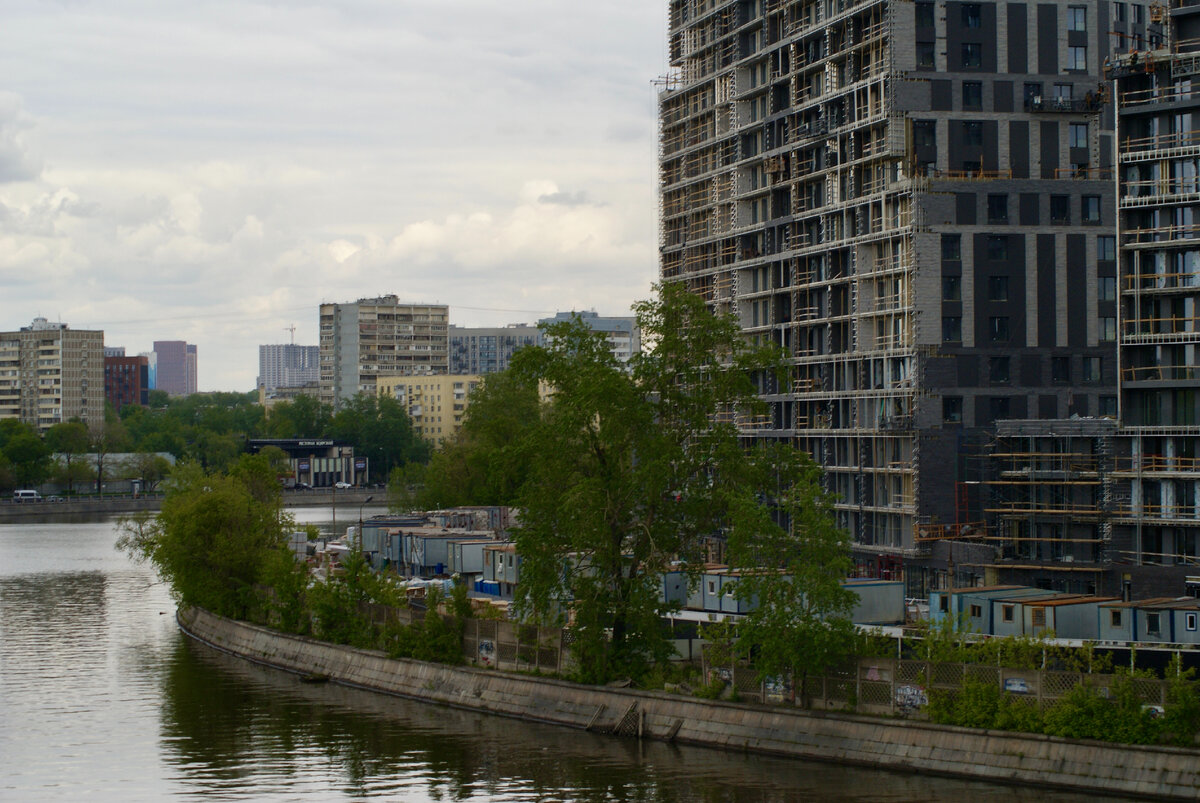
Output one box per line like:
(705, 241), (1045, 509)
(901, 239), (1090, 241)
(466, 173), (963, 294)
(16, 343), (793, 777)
(0, 1), (668, 390)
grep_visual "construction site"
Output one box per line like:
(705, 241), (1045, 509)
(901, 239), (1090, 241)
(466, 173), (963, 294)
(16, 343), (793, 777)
(659, 0), (1137, 595)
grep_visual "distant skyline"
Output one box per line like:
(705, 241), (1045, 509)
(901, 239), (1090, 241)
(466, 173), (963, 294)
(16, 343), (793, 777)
(0, 1), (668, 390)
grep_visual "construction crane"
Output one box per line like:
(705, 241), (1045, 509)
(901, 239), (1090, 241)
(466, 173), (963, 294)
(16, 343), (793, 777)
(284, 324), (296, 345)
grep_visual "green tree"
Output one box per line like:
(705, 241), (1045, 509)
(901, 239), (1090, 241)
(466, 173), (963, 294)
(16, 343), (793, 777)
(415, 371), (541, 507)
(266, 394), (330, 439)
(328, 393), (430, 481)
(45, 421), (92, 495)
(130, 451), (173, 493)
(4, 430), (51, 488)
(725, 444), (858, 706)
(509, 282), (779, 683)
(116, 454), (294, 619)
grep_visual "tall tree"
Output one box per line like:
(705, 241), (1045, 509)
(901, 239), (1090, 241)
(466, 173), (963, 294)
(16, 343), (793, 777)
(328, 393), (430, 481)
(412, 371), (541, 508)
(45, 421), (91, 495)
(725, 443), (858, 706)
(90, 409), (131, 497)
(3, 430), (50, 488)
(510, 282), (780, 683)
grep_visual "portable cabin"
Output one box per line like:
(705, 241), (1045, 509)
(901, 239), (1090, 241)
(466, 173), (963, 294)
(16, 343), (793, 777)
(448, 539), (491, 577)
(991, 594), (1117, 639)
(842, 579), (905, 625)
(929, 585), (1055, 632)
(1100, 597), (1200, 643)
(483, 543), (520, 600)
(660, 570), (689, 608)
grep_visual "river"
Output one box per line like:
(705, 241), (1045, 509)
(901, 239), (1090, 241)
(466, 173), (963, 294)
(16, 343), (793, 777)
(0, 512), (1137, 802)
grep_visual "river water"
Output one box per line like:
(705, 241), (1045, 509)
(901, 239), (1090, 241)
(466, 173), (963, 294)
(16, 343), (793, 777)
(0, 512), (1136, 802)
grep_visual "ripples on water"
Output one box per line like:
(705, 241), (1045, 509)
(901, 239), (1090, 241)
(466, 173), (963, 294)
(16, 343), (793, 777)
(0, 516), (1136, 801)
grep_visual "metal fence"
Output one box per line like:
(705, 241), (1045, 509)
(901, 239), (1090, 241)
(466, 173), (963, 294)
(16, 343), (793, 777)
(701, 653), (1175, 716)
(359, 602), (567, 673)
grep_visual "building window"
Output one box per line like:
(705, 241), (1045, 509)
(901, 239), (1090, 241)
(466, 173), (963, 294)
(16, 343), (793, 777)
(1052, 356), (1071, 383)
(943, 275), (961, 301)
(1099, 235), (1116, 261)
(917, 42), (936, 69)
(1068, 46), (1087, 71)
(987, 236), (1009, 261)
(1111, 609), (1123, 628)
(963, 81), (983, 110)
(1068, 6), (1086, 31)
(914, 120), (936, 148)
(987, 194), (1008, 223)
(1099, 276), (1117, 301)
(962, 43), (982, 68)
(1115, 3), (1126, 22)
(963, 121), (983, 147)
(1070, 122), (1089, 149)
(962, 3), (981, 28)
(944, 396), (963, 423)
(1188, 612), (1198, 632)
(991, 396), (1012, 420)
(990, 356), (1011, 383)
(1051, 195), (1070, 224)
(989, 317), (1011, 342)
(1100, 316), (1117, 341)
(1134, 4), (1144, 24)
(916, 2), (935, 27)
(943, 317), (962, 342)
(970, 604), (983, 618)
(942, 234), (961, 261)
(1084, 356), (1102, 382)
(988, 275), (1009, 301)
(1146, 612), (1162, 635)
(1083, 195), (1101, 223)
(1100, 396), (1118, 416)
(1002, 605), (1015, 622)
(1024, 82), (1043, 108)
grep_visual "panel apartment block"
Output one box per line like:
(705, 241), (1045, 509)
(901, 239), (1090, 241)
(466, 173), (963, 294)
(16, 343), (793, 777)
(0, 318), (105, 432)
(259, 343), (320, 394)
(659, 0), (1118, 593)
(448, 325), (540, 375)
(319, 296), (449, 408)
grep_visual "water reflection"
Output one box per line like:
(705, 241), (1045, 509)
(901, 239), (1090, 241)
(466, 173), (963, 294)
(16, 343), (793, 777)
(160, 639), (1128, 803)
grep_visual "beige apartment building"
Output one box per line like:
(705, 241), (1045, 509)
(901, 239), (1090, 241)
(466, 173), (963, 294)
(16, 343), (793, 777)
(318, 296), (449, 408)
(377, 374), (482, 445)
(0, 317), (105, 432)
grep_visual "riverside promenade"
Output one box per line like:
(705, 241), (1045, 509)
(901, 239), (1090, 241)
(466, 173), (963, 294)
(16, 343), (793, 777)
(0, 488), (378, 523)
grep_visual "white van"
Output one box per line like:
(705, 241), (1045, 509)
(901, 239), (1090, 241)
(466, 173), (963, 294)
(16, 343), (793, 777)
(13, 490), (42, 503)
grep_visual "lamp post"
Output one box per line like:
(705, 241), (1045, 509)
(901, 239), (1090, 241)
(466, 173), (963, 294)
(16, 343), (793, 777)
(357, 495), (374, 551)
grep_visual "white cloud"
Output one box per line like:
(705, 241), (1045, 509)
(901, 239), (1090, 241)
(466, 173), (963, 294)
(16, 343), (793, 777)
(0, 1), (668, 389)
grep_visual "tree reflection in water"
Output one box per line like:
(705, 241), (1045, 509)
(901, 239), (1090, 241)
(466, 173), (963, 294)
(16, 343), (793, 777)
(159, 639), (1131, 803)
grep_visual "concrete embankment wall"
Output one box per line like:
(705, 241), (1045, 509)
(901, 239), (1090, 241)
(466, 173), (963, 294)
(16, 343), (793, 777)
(178, 607), (1200, 801)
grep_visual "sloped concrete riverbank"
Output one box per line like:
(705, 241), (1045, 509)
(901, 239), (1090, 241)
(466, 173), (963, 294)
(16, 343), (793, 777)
(178, 607), (1200, 800)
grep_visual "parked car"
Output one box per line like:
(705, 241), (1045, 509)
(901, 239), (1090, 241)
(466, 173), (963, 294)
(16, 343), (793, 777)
(13, 490), (42, 503)
(293, 482), (312, 491)
(334, 481), (353, 489)
(45, 496), (65, 503)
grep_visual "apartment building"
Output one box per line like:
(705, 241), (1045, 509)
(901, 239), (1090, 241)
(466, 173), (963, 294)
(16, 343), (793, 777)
(377, 374), (482, 444)
(537, 311), (641, 366)
(319, 296), (449, 408)
(104, 352), (150, 412)
(0, 318), (105, 431)
(1109, 0), (1200, 597)
(258, 343), (320, 394)
(659, 0), (1126, 594)
(449, 325), (540, 374)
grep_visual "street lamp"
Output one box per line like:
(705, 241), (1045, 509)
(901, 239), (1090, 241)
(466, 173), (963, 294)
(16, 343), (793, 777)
(357, 495), (374, 551)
